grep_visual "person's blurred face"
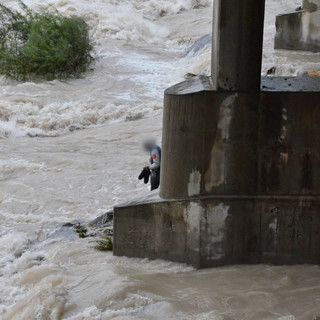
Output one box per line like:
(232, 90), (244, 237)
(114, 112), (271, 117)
(143, 142), (152, 152)
(142, 138), (155, 152)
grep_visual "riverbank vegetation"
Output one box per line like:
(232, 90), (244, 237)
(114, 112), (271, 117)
(93, 236), (113, 251)
(0, 1), (93, 81)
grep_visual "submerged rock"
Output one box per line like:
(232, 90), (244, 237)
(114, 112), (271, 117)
(48, 221), (83, 240)
(89, 211), (114, 228)
(186, 34), (211, 57)
(48, 212), (114, 241)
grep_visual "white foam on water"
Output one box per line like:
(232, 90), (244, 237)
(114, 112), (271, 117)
(1, 0), (318, 138)
(0, 0), (212, 138)
(0, 158), (45, 176)
(1, 117), (320, 320)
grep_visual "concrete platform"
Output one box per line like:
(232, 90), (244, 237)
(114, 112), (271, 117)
(275, 9), (320, 52)
(114, 193), (320, 268)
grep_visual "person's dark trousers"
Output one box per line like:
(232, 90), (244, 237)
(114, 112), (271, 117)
(151, 169), (160, 191)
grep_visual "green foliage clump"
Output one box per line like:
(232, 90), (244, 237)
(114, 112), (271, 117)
(94, 236), (113, 251)
(0, 1), (93, 81)
(74, 224), (88, 238)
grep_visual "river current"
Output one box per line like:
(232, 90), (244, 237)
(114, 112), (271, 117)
(1, 0), (320, 319)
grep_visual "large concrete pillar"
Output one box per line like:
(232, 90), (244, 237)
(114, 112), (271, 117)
(212, 0), (265, 91)
(160, 78), (261, 200)
(161, 0), (265, 200)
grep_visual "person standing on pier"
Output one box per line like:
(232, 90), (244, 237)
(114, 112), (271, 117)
(139, 138), (161, 191)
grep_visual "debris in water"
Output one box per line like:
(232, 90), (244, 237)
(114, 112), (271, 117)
(308, 70), (320, 77)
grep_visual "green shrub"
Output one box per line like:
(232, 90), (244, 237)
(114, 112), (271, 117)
(74, 224), (88, 238)
(0, 1), (93, 81)
(93, 236), (113, 251)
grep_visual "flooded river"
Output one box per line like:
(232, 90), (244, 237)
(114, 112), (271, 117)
(1, 0), (320, 319)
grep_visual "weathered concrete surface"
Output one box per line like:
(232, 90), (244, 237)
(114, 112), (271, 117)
(303, 0), (320, 11)
(212, 0), (265, 91)
(160, 76), (320, 199)
(114, 195), (320, 268)
(114, 76), (320, 267)
(275, 8), (320, 52)
(113, 0), (320, 268)
(261, 75), (320, 91)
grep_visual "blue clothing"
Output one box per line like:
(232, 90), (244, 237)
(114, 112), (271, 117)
(149, 145), (161, 172)
(149, 145), (161, 190)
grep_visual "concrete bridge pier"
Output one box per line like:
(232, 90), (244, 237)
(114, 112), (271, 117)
(275, 0), (320, 52)
(211, 0), (265, 91)
(114, 0), (320, 268)
(161, 0), (265, 200)
(303, 0), (320, 11)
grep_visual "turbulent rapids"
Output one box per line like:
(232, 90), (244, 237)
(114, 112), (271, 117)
(1, 0), (320, 319)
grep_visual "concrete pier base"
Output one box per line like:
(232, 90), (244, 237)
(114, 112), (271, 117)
(114, 76), (320, 268)
(114, 194), (320, 268)
(275, 1), (320, 52)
